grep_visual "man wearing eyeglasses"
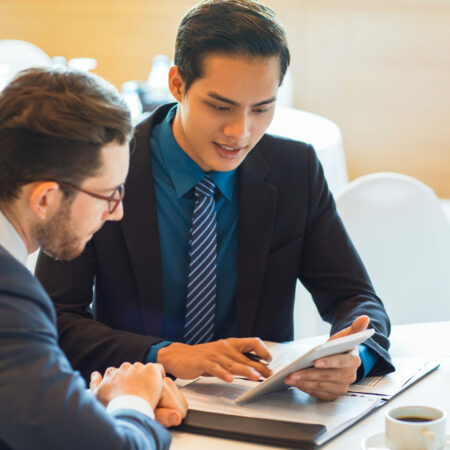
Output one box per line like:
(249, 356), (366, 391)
(29, 180), (126, 260)
(0, 67), (186, 449)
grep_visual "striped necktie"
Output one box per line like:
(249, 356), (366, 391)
(183, 175), (217, 345)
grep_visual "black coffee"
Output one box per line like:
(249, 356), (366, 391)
(397, 416), (434, 423)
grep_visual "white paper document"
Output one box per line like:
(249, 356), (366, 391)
(348, 356), (439, 398)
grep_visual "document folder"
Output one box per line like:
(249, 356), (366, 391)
(177, 345), (439, 448)
(177, 409), (326, 449)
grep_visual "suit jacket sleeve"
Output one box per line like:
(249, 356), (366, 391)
(240, 138), (393, 375)
(0, 253), (171, 450)
(299, 145), (394, 375)
(35, 241), (164, 381)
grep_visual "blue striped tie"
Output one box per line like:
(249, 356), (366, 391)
(183, 175), (217, 345)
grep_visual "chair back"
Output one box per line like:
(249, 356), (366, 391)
(336, 172), (450, 325)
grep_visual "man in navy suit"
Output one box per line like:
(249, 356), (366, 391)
(0, 67), (186, 449)
(37, 0), (395, 402)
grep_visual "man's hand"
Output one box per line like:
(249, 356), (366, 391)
(284, 315), (370, 401)
(90, 363), (188, 428)
(90, 362), (165, 409)
(157, 337), (273, 382)
(155, 378), (188, 427)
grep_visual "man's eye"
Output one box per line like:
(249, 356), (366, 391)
(211, 103), (230, 111)
(253, 108), (269, 113)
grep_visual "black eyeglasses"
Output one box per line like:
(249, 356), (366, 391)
(56, 181), (125, 214)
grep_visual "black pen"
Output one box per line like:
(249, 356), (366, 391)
(243, 352), (270, 366)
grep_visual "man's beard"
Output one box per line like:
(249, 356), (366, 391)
(34, 199), (85, 261)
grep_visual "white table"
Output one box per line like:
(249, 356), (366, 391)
(171, 321), (450, 449)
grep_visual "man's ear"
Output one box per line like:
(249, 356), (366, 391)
(29, 182), (61, 220)
(168, 66), (185, 101)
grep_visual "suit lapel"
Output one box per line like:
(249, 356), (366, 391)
(236, 145), (277, 337)
(120, 105), (173, 336)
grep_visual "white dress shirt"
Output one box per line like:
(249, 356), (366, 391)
(0, 208), (27, 266)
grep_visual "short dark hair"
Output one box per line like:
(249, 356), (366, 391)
(174, 0), (290, 92)
(0, 67), (133, 202)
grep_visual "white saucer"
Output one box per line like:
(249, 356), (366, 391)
(361, 431), (450, 449)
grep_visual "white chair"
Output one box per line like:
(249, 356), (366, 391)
(0, 39), (52, 89)
(0, 39), (51, 71)
(335, 172), (450, 326)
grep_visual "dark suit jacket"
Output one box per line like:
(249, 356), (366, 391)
(0, 246), (171, 450)
(36, 103), (395, 381)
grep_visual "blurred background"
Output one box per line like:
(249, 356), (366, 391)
(1, 0), (449, 197)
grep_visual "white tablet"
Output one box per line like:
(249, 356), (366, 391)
(235, 328), (375, 404)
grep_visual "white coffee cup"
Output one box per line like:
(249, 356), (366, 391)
(386, 405), (447, 450)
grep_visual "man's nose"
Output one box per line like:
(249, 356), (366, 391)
(104, 200), (124, 222)
(223, 112), (250, 141)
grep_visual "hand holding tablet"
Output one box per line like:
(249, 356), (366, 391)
(235, 328), (375, 403)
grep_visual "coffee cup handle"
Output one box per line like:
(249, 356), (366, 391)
(422, 428), (436, 450)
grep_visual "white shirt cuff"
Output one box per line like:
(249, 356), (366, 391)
(106, 395), (155, 420)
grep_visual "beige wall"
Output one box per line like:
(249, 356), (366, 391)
(1, 0), (449, 196)
(272, 0), (450, 197)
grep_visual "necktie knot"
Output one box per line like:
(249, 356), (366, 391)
(195, 175), (215, 199)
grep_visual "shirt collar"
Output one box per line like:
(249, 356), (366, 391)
(157, 105), (236, 201)
(0, 208), (28, 266)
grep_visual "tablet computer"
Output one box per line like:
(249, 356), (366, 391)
(235, 328), (375, 404)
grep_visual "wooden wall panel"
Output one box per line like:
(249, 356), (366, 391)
(1, 0), (449, 196)
(298, 0), (450, 196)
